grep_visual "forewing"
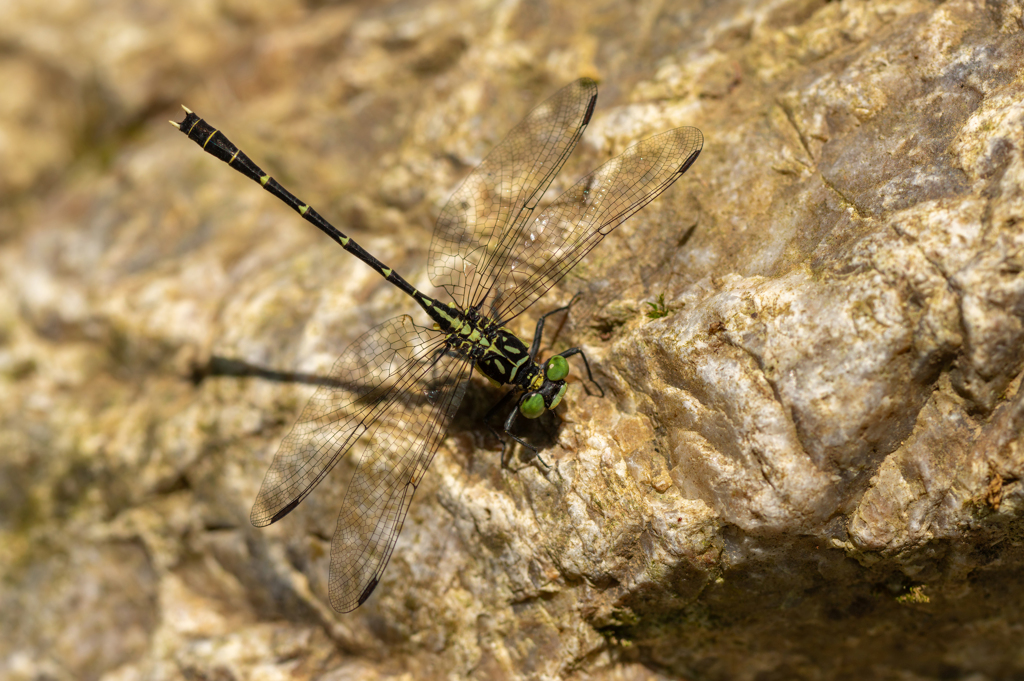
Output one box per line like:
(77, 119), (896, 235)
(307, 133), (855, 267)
(428, 78), (598, 309)
(250, 315), (448, 527)
(491, 127), (704, 323)
(328, 347), (470, 612)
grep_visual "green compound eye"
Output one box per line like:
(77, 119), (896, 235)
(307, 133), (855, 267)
(545, 355), (569, 381)
(519, 393), (545, 419)
(549, 383), (568, 410)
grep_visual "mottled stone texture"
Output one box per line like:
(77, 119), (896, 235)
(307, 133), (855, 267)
(1, 0), (1023, 679)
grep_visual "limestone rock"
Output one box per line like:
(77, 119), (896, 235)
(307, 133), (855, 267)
(2, 0), (1023, 679)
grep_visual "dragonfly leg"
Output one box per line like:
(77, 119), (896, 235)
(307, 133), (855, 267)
(557, 346), (604, 397)
(482, 389), (555, 469)
(502, 406), (551, 468)
(527, 292), (584, 359)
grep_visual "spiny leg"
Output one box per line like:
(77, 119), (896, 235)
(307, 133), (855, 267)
(501, 406), (550, 469)
(557, 346), (604, 397)
(480, 389), (551, 469)
(527, 292), (584, 358)
(526, 294), (603, 396)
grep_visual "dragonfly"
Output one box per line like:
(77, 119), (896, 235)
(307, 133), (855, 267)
(172, 78), (703, 612)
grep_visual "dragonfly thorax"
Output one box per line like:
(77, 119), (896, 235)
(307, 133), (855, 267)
(418, 295), (569, 419)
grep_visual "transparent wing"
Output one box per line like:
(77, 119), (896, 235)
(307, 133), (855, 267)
(328, 346), (469, 612)
(249, 315), (454, 528)
(428, 78), (598, 310)
(491, 127), (704, 324)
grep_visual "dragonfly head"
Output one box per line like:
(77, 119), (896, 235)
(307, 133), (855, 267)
(518, 355), (570, 419)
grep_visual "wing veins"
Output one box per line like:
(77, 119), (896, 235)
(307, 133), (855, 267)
(491, 127), (704, 324)
(328, 351), (470, 611)
(497, 169), (689, 323)
(428, 79), (598, 311)
(467, 98), (592, 310)
(250, 325), (451, 527)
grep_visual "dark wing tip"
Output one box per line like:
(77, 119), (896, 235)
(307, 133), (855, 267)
(575, 78), (599, 126)
(357, 576), (380, 607)
(678, 128), (704, 175)
(328, 573), (379, 613)
(582, 91), (598, 127)
(679, 148), (702, 175)
(250, 496), (302, 528)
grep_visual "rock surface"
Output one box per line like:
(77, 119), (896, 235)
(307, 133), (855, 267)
(2, 0), (1023, 679)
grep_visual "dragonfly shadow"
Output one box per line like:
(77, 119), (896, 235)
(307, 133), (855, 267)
(192, 355), (447, 413)
(191, 355), (355, 390)
(193, 355), (558, 468)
